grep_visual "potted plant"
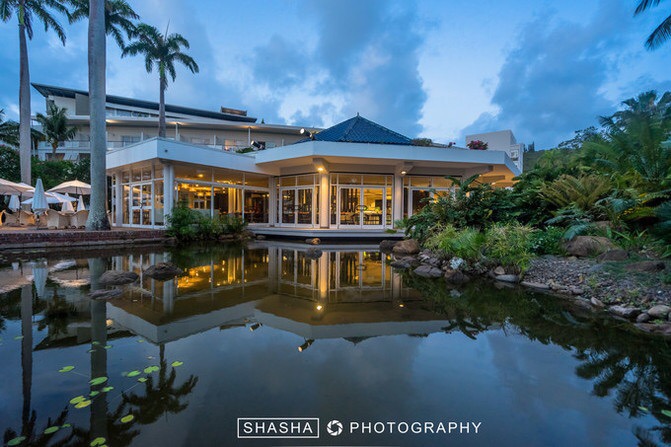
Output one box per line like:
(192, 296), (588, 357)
(467, 140), (488, 150)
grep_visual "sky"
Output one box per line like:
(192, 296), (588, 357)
(0, 0), (670, 149)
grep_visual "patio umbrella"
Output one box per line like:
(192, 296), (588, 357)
(61, 194), (75, 213)
(31, 178), (48, 215)
(7, 195), (20, 211)
(22, 192), (77, 206)
(0, 178), (33, 195)
(77, 195), (86, 211)
(48, 180), (91, 196)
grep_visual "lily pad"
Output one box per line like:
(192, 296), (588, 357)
(14, 335), (23, 340)
(7, 436), (26, 446)
(171, 361), (184, 367)
(44, 426), (60, 434)
(89, 391), (100, 397)
(92, 341), (100, 346)
(90, 437), (106, 447)
(138, 377), (148, 383)
(104, 345), (112, 350)
(89, 376), (108, 386)
(136, 339), (144, 343)
(59, 366), (75, 373)
(143, 366), (159, 374)
(101, 386), (114, 393)
(120, 414), (134, 424)
(61, 423), (71, 428)
(662, 409), (671, 418)
(75, 399), (92, 409)
(638, 406), (649, 412)
(70, 395), (86, 405)
(127, 370), (141, 378)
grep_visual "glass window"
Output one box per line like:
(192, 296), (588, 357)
(432, 177), (453, 188)
(142, 168), (152, 181)
(363, 175), (387, 185)
(409, 177), (430, 187)
(340, 174), (362, 185)
(280, 177), (296, 187)
(244, 190), (269, 223)
(213, 168), (243, 185)
(132, 169), (141, 182)
(245, 173), (269, 188)
(297, 175), (315, 186)
(154, 180), (164, 226)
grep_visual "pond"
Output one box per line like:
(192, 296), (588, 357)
(0, 241), (669, 447)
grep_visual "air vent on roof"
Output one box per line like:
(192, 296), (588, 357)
(220, 107), (247, 117)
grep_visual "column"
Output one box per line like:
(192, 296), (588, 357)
(319, 173), (330, 228)
(163, 163), (175, 219)
(114, 172), (123, 226)
(268, 177), (277, 226)
(393, 175), (403, 224)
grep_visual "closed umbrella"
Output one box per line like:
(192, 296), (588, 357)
(61, 194), (75, 213)
(7, 195), (20, 211)
(48, 180), (91, 196)
(30, 261), (48, 300)
(31, 178), (48, 215)
(77, 195), (86, 211)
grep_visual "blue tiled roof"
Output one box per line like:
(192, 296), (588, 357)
(305, 115), (412, 145)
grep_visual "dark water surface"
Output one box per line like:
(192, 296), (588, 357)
(0, 242), (670, 447)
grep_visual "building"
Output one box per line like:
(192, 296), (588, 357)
(32, 83), (315, 161)
(106, 114), (521, 235)
(465, 130), (524, 171)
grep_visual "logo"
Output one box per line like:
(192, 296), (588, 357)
(237, 418), (320, 439)
(326, 420), (343, 437)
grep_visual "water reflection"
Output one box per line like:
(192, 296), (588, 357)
(0, 243), (670, 446)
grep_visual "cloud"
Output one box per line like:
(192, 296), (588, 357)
(461, 1), (631, 149)
(246, 0), (429, 136)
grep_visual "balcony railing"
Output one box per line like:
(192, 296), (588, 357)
(36, 138), (264, 154)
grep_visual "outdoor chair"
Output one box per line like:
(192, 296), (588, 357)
(19, 210), (35, 226)
(36, 212), (48, 229)
(46, 210), (71, 229)
(0, 210), (3, 226)
(3, 211), (19, 226)
(71, 210), (89, 228)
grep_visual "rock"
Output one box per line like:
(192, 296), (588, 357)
(379, 240), (398, 253)
(392, 239), (421, 256)
(521, 281), (550, 290)
(596, 249), (629, 262)
(590, 297), (606, 308)
(256, 234), (266, 240)
(398, 256), (420, 268)
(390, 260), (411, 269)
(495, 274), (520, 284)
(305, 247), (323, 259)
(637, 313), (651, 323)
(413, 265), (443, 278)
(493, 266), (506, 276)
(635, 323), (671, 336)
(89, 288), (122, 300)
(444, 269), (470, 284)
(608, 305), (641, 320)
(449, 257), (465, 270)
(305, 238), (321, 245)
(143, 262), (183, 281)
(564, 236), (618, 257)
(99, 270), (138, 285)
(568, 286), (584, 295)
(626, 261), (666, 273)
(647, 305), (671, 319)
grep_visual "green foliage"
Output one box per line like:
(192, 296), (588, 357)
(425, 224), (484, 261)
(540, 174), (614, 211)
(34, 103), (78, 154)
(483, 223), (535, 273)
(529, 226), (565, 255)
(166, 203), (248, 242)
(0, 148), (90, 188)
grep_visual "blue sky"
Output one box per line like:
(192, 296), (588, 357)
(0, 0), (670, 148)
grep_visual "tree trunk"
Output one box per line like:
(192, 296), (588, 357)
(18, 1), (31, 185)
(20, 284), (32, 432)
(86, 0), (111, 231)
(158, 77), (166, 138)
(88, 257), (108, 443)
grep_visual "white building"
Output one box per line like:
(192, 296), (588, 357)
(465, 130), (524, 171)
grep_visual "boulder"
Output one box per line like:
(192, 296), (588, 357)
(305, 238), (321, 246)
(305, 247), (323, 259)
(647, 305), (671, 319)
(390, 260), (411, 269)
(493, 266), (506, 276)
(413, 265), (443, 278)
(379, 240), (398, 253)
(392, 239), (421, 256)
(99, 270), (138, 286)
(143, 262), (183, 281)
(568, 286), (585, 296)
(596, 249), (629, 262)
(636, 313), (651, 323)
(495, 274), (520, 284)
(625, 261), (666, 273)
(635, 323), (671, 336)
(590, 297), (606, 308)
(521, 281), (550, 290)
(608, 305), (641, 320)
(89, 288), (122, 300)
(564, 236), (618, 257)
(444, 269), (470, 284)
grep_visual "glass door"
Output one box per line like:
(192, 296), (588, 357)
(339, 187), (361, 226)
(338, 187), (385, 228)
(280, 188), (296, 225)
(280, 187), (315, 226)
(131, 182), (152, 226)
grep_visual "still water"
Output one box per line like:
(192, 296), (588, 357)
(0, 242), (669, 447)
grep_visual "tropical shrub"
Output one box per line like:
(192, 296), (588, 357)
(529, 226), (565, 255)
(166, 203), (248, 242)
(425, 224), (484, 261)
(483, 223), (535, 273)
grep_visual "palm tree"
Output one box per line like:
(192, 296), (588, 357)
(0, 109), (19, 147)
(66, 0), (138, 48)
(122, 23), (199, 137)
(635, 0), (671, 49)
(0, 0), (69, 185)
(35, 103), (77, 155)
(85, 0), (110, 230)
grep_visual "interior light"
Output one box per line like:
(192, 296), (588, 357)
(399, 303), (405, 308)
(198, 174), (204, 178)
(400, 170), (407, 176)
(317, 167), (324, 172)
(316, 304), (323, 311)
